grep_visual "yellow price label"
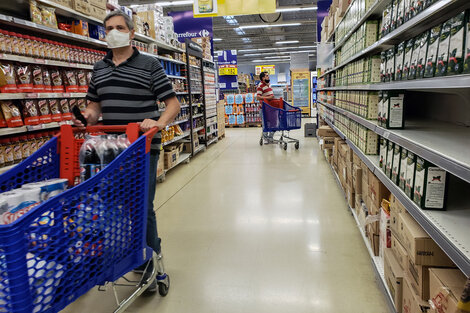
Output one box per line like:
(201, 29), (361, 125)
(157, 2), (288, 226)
(219, 67), (238, 76)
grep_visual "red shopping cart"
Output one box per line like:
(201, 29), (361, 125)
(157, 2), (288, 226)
(259, 98), (302, 150)
(0, 124), (166, 313)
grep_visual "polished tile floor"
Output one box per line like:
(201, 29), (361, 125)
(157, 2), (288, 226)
(62, 124), (389, 313)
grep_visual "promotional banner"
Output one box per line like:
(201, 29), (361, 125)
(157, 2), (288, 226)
(218, 50), (238, 89)
(194, 0), (276, 18)
(255, 65), (275, 75)
(291, 71), (311, 107)
(168, 10), (213, 43)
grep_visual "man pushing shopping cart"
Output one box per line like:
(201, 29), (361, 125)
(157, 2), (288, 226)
(256, 72), (275, 143)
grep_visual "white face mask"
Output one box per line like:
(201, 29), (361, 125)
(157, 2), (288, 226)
(106, 29), (131, 49)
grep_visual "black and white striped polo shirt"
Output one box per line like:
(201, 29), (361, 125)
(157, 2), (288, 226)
(86, 47), (176, 152)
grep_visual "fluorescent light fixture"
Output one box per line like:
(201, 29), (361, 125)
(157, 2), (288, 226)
(275, 40), (299, 44)
(213, 38), (223, 41)
(265, 56), (290, 59)
(235, 28), (246, 35)
(242, 38), (252, 43)
(298, 45), (317, 48)
(243, 53), (263, 56)
(223, 15), (239, 25)
(276, 6), (318, 12)
(251, 59), (264, 62)
(239, 23), (301, 29)
(156, 0), (193, 6)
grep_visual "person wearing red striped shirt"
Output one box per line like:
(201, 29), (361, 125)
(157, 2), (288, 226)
(257, 72), (275, 142)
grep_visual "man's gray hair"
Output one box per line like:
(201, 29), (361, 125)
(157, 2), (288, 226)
(103, 10), (134, 30)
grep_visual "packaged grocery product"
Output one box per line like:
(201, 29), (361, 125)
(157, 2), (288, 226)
(79, 135), (102, 182)
(396, 0), (405, 27)
(59, 98), (72, 120)
(58, 23), (72, 32)
(77, 69), (88, 92)
(16, 64), (33, 92)
(22, 178), (68, 201)
(68, 98), (77, 111)
(436, 19), (452, 77)
(72, 20), (89, 37)
(416, 31), (430, 79)
(50, 68), (64, 92)
(21, 99), (40, 125)
(1, 101), (23, 127)
(413, 157), (448, 210)
(395, 41), (405, 80)
(408, 37), (420, 80)
(380, 51), (387, 82)
(386, 92), (405, 129)
(447, 12), (465, 75)
(40, 5), (58, 29)
(31, 65), (44, 93)
(382, 4), (392, 36)
(28, 134), (37, 154)
(0, 62), (18, 93)
(48, 99), (62, 122)
(12, 137), (22, 163)
(385, 48), (395, 82)
(0, 110), (7, 128)
(0, 188), (40, 225)
(77, 98), (86, 111)
(86, 71), (92, 85)
(390, 0), (399, 31)
(63, 69), (78, 93)
(30, 0), (43, 25)
(21, 135), (30, 160)
(424, 26), (441, 78)
(37, 99), (52, 124)
(42, 67), (52, 92)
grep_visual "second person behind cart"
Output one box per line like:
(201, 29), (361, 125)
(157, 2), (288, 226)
(72, 10), (180, 296)
(256, 71), (275, 143)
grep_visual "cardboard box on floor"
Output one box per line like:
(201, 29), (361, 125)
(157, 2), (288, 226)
(156, 154), (164, 178)
(355, 193), (362, 216)
(317, 125), (339, 137)
(164, 147), (179, 169)
(339, 143), (349, 161)
(384, 249), (404, 313)
(390, 194), (407, 237)
(369, 170), (390, 212)
(429, 268), (467, 313)
(347, 184), (355, 209)
(391, 233), (408, 271)
(320, 137), (336, 150)
(353, 151), (362, 167)
(352, 164), (362, 194)
(402, 276), (430, 313)
(399, 213), (454, 267)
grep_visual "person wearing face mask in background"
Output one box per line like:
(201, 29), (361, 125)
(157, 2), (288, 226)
(72, 10), (179, 295)
(256, 72), (275, 143)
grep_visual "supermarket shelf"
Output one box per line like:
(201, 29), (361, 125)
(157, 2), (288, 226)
(318, 101), (470, 183)
(206, 114), (217, 119)
(206, 121), (217, 127)
(332, 0), (389, 53)
(317, 74), (470, 91)
(176, 92), (189, 95)
(0, 126), (28, 136)
(157, 40), (185, 53)
(320, 0), (470, 78)
(180, 104), (189, 109)
(193, 126), (204, 133)
(167, 75), (187, 80)
(203, 58), (214, 64)
(134, 33), (157, 44)
(0, 92), (87, 100)
(192, 114), (204, 119)
(207, 137), (218, 146)
(162, 132), (190, 146)
(3, 17), (107, 48)
(192, 103), (203, 107)
(0, 53), (94, 69)
(169, 118), (189, 127)
(164, 153), (191, 174)
(205, 105), (217, 110)
(190, 64), (200, 69)
(322, 118), (470, 277)
(193, 144), (206, 155)
(37, 0), (101, 24)
(156, 55), (186, 65)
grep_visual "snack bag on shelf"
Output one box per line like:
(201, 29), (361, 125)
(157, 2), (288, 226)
(37, 99), (52, 124)
(21, 99), (40, 125)
(68, 98), (77, 112)
(0, 110), (7, 128)
(16, 64), (33, 93)
(51, 68), (64, 92)
(0, 62), (18, 93)
(42, 67), (52, 92)
(32, 65), (44, 93)
(76, 98), (86, 111)
(40, 5), (58, 29)
(1, 100), (23, 127)
(48, 99), (62, 122)
(77, 69), (88, 93)
(59, 98), (72, 120)
(63, 69), (78, 93)
(30, 0), (42, 25)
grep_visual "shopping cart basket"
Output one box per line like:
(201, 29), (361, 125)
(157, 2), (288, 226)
(0, 124), (162, 313)
(259, 98), (302, 150)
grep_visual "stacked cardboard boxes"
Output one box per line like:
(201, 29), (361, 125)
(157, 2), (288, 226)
(163, 143), (181, 170)
(217, 100), (225, 139)
(318, 125), (340, 166)
(71, 0), (107, 19)
(191, 37), (212, 61)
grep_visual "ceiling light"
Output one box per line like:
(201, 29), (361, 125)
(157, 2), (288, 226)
(155, 0), (193, 6)
(275, 40), (299, 44)
(223, 15), (239, 25)
(265, 56), (290, 59)
(251, 59), (264, 62)
(235, 28), (246, 35)
(243, 53), (263, 56)
(276, 6), (318, 12)
(239, 23), (301, 29)
(298, 45), (317, 48)
(242, 38), (252, 43)
(213, 38), (223, 41)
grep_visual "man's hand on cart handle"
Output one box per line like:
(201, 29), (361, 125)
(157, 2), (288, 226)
(72, 110), (99, 128)
(138, 119), (163, 132)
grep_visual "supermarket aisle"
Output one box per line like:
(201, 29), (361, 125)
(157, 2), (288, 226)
(63, 124), (388, 313)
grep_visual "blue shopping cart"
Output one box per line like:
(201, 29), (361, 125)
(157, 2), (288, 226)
(0, 124), (166, 313)
(259, 98), (302, 150)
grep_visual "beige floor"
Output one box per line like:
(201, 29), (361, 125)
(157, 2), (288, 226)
(62, 124), (389, 313)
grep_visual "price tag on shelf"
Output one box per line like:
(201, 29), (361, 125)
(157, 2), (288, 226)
(34, 58), (45, 64)
(26, 93), (38, 99)
(383, 131), (390, 139)
(24, 21), (37, 28)
(63, 93), (71, 97)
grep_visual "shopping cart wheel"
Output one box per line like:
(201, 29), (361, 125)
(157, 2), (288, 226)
(295, 142), (299, 150)
(283, 143), (288, 150)
(259, 138), (263, 146)
(158, 274), (170, 297)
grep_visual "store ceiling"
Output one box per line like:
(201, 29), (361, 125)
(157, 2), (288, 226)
(158, 0), (317, 67)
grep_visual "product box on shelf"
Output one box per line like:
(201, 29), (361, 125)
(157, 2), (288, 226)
(73, 0), (92, 15)
(347, 184), (355, 209)
(402, 38), (415, 79)
(408, 37), (421, 80)
(399, 212), (454, 267)
(447, 11), (465, 75)
(89, 0), (106, 8)
(396, 0), (405, 28)
(369, 170), (390, 214)
(317, 125), (339, 137)
(320, 137), (335, 150)
(391, 144), (402, 185)
(402, 276), (430, 313)
(395, 41), (405, 81)
(405, 151), (417, 198)
(391, 230), (409, 267)
(387, 92), (405, 129)
(382, 3), (392, 37)
(416, 31), (430, 79)
(386, 48), (396, 82)
(385, 140), (394, 178)
(89, 4), (107, 20)
(424, 26), (441, 78)
(379, 137), (387, 171)
(399, 148), (408, 190)
(429, 268), (468, 313)
(379, 206), (391, 259)
(436, 19), (452, 77)
(384, 249), (404, 313)
(412, 157), (448, 210)
(164, 147), (179, 170)
(390, 196), (407, 240)
(406, 258), (433, 301)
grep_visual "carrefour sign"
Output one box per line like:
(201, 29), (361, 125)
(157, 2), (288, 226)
(168, 10), (213, 43)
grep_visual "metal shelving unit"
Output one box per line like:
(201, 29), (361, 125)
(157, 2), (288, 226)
(0, 93), (87, 100)
(162, 132), (190, 147)
(0, 53), (94, 69)
(318, 101), (470, 183)
(320, 0), (470, 78)
(168, 119), (189, 127)
(156, 55), (186, 65)
(207, 137), (218, 146)
(167, 75), (187, 80)
(321, 115), (470, 277)
(192, 114), (204, 119)
(192, 126), (204, 133)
